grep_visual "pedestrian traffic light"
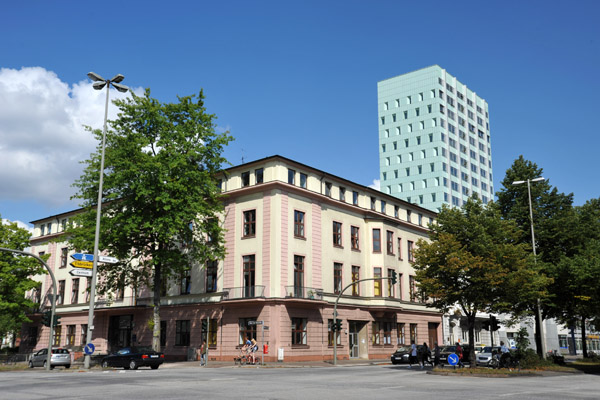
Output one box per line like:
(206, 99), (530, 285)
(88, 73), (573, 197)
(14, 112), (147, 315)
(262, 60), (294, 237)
(390, 271), (398, 285)
(481, 320), (490, 330)
(53, 314), (61, 327)
(41, 311), (51, 327)
(201, 320), (208, 331)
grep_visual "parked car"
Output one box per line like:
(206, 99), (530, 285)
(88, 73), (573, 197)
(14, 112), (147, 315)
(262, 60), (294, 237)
(29, 348), (71, 369)
(473, 344), (486, 355)
(101, 347), (164, 370)
(439, 344), (471, 365)
(390, 345), (423, 364)
(476, 346), (501, 366)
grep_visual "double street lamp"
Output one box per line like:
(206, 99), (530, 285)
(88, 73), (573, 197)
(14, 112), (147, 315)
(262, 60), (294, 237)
(512, 177), (547, 357)
(83, 72), (129, 369)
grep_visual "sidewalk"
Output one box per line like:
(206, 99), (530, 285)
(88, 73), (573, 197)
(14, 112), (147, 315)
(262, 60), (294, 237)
(160, 358), (391, 369)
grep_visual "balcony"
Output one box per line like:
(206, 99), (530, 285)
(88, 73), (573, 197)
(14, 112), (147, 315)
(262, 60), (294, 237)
(284, 286), (323, 300)
(222, 286), (265, 300)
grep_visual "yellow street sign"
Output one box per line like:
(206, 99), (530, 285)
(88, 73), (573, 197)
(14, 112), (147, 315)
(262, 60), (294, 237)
(70, 260), (93, 269)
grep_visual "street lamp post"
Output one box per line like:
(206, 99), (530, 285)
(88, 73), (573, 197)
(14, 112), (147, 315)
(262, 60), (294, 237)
(83, 72), (128, 369)
(512, 177), (547, 357)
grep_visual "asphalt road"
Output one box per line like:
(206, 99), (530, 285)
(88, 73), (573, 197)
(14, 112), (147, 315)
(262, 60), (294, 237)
(2, 364), (599, 400)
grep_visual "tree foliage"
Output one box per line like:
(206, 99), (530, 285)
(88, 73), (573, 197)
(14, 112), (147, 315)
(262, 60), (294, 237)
(67, 89), (233, 350)
(412, 197), (549, 365)
(0, 217), (45, 338)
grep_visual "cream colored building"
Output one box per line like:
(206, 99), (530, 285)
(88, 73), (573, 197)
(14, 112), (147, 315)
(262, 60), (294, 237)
(22, 155), (441, 362)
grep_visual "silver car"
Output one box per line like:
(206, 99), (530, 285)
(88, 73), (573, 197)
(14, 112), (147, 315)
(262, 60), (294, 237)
(29, 348), (71, 369)
(476, 346), (501, 367)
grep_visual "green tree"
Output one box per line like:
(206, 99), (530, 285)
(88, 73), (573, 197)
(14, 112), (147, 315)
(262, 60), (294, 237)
(496, 156), (576, 355)
(0, 217), (45, 339)
(67, 89), (233, 351)
(412, 197), (548, 366)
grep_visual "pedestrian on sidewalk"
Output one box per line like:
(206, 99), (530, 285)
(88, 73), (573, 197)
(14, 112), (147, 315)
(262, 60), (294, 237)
(408, 340), (417, 369)
(433, 342), (441, 367)
(420, 342), (431, 369)
(199, 340), (206, 366)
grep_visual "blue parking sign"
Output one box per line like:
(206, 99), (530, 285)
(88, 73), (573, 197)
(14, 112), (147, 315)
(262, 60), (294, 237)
(447, 353), (459, 366)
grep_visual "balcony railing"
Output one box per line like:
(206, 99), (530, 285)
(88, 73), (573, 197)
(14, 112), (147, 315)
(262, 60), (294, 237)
(222, 286), (265, 300)
(284, 286), (323, 300)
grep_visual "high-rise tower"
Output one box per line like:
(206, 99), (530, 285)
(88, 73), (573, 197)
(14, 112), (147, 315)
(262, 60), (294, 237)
(377, 65), (493, 211)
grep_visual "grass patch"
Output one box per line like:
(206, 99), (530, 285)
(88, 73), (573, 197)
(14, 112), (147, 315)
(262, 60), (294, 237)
(568, 361), (600, 375)
(0, 363), (29, 372)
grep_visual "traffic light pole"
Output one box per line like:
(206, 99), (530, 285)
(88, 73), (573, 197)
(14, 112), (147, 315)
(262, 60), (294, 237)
(333, 274), (397, 366)
(0, 248), (57, 371)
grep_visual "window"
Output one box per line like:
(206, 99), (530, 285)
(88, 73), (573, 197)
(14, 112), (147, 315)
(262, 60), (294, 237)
(372, 321), (381, 345)
(398, 273), (403, 300)
(85, 279), (91, 302)
(397, 238), (402, 260)
(334, 263), (343, 294)
(71, 278), (79, 304)
(243, 255), (255, 298)
(351, 266), (360, 296)
(410, 324), (417, 343)
(333, 221), (342, 247)
(374, 267), (382, 297)
(409, 276), (416, 302)
(294, 211), (305, 238)
(325, 182), (332, 197)
(291, 318), (307, 345)
(397, 323), (406, 345)
(58, 280), (65, 305)
(394, 205), (399, 218)
(352, 191), (359, 205)
(386, 231), (394, 255)
(339, 187), (346, 202)
(255, 168), (264, 184)
(60, 218), (67, 231)
(370, 197), (376, 210)
(328, 319), (341, 346)
(180, 268), (191, 295)
(383, 322), (392, 345)
(387, 269), (395, 297)
(175, 320), (191, 346)
(66, 325), (75, 346)
(239, 318), (257, 344)
(406, 210), (411, 223)
(372, 229), (381, 253)
(243, 210), (256, 237)
(206, 260), (218, 293)
(299, 173), (307, 188)
(160, 321), (167, 347)
(241, 171), (250, 187)
(201, 318), (218, 346)
(60, 247), (68, 268)
(80, 324), (88, 346)
(288, 169), (295, 184)
(294, 255), (304, 297)
(408, 241), (414, 262)
(350, 226), (359, 250)
(53, 325), (61, 346)
(383, 102), (388, 110)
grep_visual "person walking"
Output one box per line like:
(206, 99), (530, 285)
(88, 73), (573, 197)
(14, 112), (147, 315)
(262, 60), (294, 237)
(420, 342), (431, 369)
(408, 340), (418, 369)
(455, 342), (465, 368)
(199, 340), (207, 366)
(433, 342), (441, 367)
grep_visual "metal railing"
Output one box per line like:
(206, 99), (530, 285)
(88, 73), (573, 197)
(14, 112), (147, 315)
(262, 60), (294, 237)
(222, 286), (265, 300)
(284, 286), (323, 300)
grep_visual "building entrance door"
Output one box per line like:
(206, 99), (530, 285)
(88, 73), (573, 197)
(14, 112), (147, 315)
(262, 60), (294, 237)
(349, 321), (360, 358)
(428, 322), (439, 347)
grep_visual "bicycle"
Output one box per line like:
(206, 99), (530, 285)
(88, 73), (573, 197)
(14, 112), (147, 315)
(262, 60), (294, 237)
(489, 352), (520, 370)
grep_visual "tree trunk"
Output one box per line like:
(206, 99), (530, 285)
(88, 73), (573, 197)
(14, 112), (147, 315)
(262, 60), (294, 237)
(581, 315), (588, 358)
(152, 262), (161, 352)
(467, 314), (476, 367)
(533, 306), (543, 357)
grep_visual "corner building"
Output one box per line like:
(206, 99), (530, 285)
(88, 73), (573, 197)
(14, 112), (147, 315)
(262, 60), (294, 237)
(378, 65), (494, 212)
(22, 155), (441, 362)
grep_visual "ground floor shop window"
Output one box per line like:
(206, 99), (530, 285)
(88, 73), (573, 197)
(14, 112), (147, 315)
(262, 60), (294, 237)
(372, 321), (381, 345)
(397, 323), (405, 345)
(239, 317), (257, 344)
(202, 318), (218, 346)
(175, 320), (190, 346)
(53, 325), (62, 346)
(383, 322), (392, 345)
(327, 319), (341, 346)
(80, 324), (87, 346)
(291, 318), (307, 345)
(66, 325), (75, 346)
(410, 324), (417, 343)
(160, 321), (167, 347)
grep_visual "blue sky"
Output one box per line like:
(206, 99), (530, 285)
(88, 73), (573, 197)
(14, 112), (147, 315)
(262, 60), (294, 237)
(1, 0), (598, 227)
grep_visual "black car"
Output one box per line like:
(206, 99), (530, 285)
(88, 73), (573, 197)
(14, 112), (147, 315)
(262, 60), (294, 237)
(439, 345), (471, 365)
(101, 347), (164, 370)
(390, 345), (424, 364)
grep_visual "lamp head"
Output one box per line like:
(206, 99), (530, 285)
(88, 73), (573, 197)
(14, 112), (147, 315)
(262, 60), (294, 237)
(110, 74), (125, 84)
(111, 82), (129, 93)
(92, 81), (107, 90)
(87, 72), (105, 82)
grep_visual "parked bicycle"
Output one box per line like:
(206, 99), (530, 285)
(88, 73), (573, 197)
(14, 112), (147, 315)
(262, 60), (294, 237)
(488, 351), (520, 370)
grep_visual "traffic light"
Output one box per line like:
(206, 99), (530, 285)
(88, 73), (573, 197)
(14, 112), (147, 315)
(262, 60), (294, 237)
(481, 320), (490, 331)
(490, 316), (499, 331)
(334, 319), (342, 332)
(201, 320), (208, 331)
(53, 314), (61, 327)
(41, 311), (51, 327)
(390, 271), (398, 285)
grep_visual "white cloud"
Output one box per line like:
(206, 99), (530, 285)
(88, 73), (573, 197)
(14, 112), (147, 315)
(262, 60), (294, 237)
(0, 67), (137, 208)
(2, 218), (33, 232)
(368, 179), (380, 191)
